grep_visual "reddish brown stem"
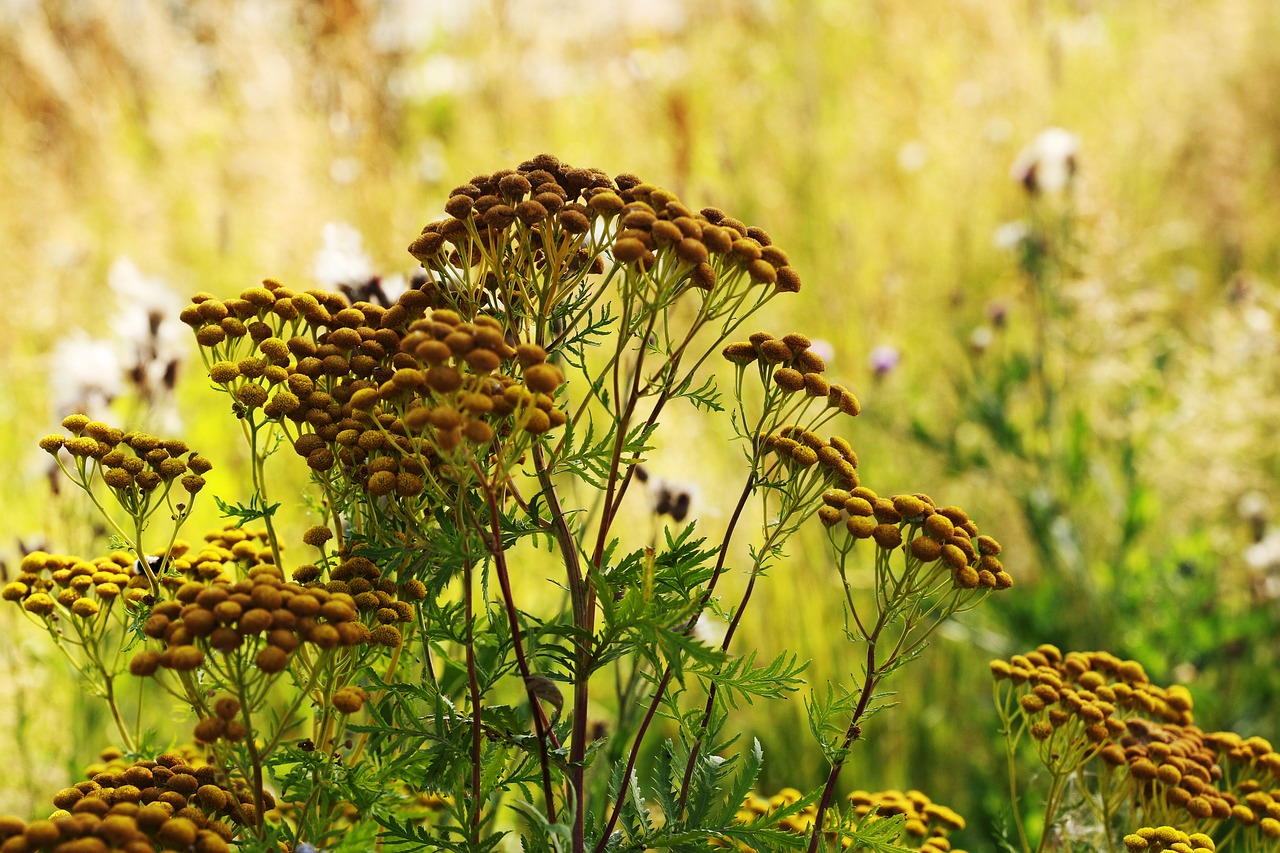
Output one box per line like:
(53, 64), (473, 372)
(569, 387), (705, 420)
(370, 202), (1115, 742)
(807, 643), (879, 853)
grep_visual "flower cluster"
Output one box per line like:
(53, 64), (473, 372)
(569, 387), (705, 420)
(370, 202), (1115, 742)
(3, 550), (147, 623)
(39, 415), (211, 500)
(722, 330), (863, 494)
(822, 488), (1011, 591)
(729, 788), (969, 852)
(995, 646), (1280, 844)
(163, 527), (278, 585)
(191, 277), (567, 503)
(129, 557), (414, 681)
(723, 332), (855, 412)
(407, 153), (802, 310)
(1122, 825), (1218, 852)
(846, 789), (968, 851)
(0, 750), (263, 853)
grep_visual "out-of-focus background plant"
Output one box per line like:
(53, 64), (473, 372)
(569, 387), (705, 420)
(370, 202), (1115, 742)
(2, 0), (1279, 847)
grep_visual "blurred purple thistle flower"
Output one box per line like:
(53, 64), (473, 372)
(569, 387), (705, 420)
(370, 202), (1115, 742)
(869, 345), (900, 378)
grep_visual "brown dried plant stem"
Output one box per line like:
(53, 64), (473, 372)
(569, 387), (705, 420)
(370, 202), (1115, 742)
(531, 443), (590, 853)
(806, 641), (880, 853)
(594, 472), (758, 852)
(469, 474), (560, 821)
(676, 483), (791, 813)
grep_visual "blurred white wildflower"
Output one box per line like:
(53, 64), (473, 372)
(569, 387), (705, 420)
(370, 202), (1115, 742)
(993, 220), (1029, 252)
(896, 140), (929, 173)
(109, 257), (186, 420)
(313, 223), (374, 291)
(416, 139), (446, 184)
(49, 333), (122, 421)
(1010, 127), (1079, 195)
(634, 466), (698, 524)
(1238, 491), (1271, 526)
(808, 338), (836, 364)
(969, 326), (994, 353)
(329, 156), (362, 185)
(692, 614), (727, 648)
(379, 274), (412, 305)
(1245, 528), (1280, 601)
(985, 117), (1014, 145)
(1246, 529), (1280, 571)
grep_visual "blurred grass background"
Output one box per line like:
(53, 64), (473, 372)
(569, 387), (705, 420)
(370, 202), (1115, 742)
(2, 0), (1280, 846)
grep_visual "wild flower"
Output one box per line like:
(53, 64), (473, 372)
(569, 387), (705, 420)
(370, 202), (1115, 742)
(868, 343), (900, 378)
(48, 334), (123, 423)
(108, 257), (186, 425)
(994, 645), (1280, 852)
(311, 223), (374, 293)
(1010, 127), (1080, 195)
(7, 155), (1013, 853)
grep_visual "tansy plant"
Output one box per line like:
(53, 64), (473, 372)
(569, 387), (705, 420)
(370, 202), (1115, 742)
(5, 155), (1012, 853)
(992, 646), (1280, 853)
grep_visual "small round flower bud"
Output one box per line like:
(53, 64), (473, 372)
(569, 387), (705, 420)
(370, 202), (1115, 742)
(367, 471), (396, 496)
(909, 536), (942, 562)
(892, 494), (927, 519)
(775, 266), (802, 293)
(103, 468), (134, 489)
(181, 474), (206, 494)
(558, 209), (591, 234)
(690, 262), (717, 290)
(746, 259), (777, 284)
(256, 646), (289, 673)
(370, 625), (402, 647)
(722, 342), (757, 365)
(523, 408), (552, 434)
(195, 325), (227, 347)
(71, 598), (100, 618)
(129, 650), (161, 676)
(425, 365), (464, 393)
(214, 696), (241, 720)
(23, 593), (55, 616)
(193, 717), (225, 743)
(817, 506), (842, 527)
(409, 231), (445, 261)
(302, 526), (333, 547)
(524, 363), (564, 394)
(444, 194), (474, 219)
(613, 237), (647, 263)
(674, 238), (709, 266)
(871, 524), (903, 550)
(773, 368), (805, 393)
(791, 445), (818, 466)
(188, 455), (213, 475)
(332, 686), (367, 714)
(845, 516), (875, 538)
(588, 192), (624, 216)
(168, 645), (204, 671)
(954, 564), (980, 589)
(39, 434), (65, 454)
(62, 414), (91, 433)
(803, 374), (830, 396)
